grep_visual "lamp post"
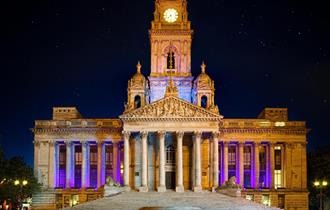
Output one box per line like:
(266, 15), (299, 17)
(314, 180), (328, 210)
(14, 179), (28, 210)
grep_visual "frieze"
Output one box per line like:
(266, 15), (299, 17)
(33, 127), (122, 135)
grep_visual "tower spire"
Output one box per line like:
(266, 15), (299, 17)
(136, 61), (142, 73)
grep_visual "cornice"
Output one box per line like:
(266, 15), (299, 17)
(220, 128), (307, 135)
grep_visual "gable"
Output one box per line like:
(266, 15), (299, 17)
(120, 96), (222, 121)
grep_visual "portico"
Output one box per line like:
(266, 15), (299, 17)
(120, 95), (222, 192)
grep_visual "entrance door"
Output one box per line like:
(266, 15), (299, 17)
(166, 171), (176, 189)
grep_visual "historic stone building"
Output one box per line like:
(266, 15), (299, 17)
(32, 0), (308, 209)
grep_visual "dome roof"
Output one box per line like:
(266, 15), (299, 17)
(194, 62), (213, 88)
(130, 62), (146, 86)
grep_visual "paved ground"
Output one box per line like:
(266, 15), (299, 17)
(63, 191), (279, 210)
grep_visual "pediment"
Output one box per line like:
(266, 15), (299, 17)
(120, 96), (222, 121)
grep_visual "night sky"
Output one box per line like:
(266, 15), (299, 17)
(1, 0), (329, 166)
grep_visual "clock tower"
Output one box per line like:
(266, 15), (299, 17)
(149, 0), (194, 102)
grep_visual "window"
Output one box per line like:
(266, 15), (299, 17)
(261, 194), (270, 206)
(278, 195), (285, 209)
(90, 145), (98, 188)
(134, 95), (141, 109)
(166, 145), (175, 165)
(201, 95), (208, 108)
(228, 146), (236, 179)
(74, 145), (82, 188)
(58, 145), (66, 188)
(246, 194), (254, 201)
(259, 146), (266, 188)
(167, 51), (175, 69)
(244, 146), (251, 169)
(105, 145), (113, 179)
(274, 146), (282, 189)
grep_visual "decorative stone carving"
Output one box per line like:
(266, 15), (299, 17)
(216, 176), (242, 197)
(120, 96), (221, 120)
(104, 176), (124, 197)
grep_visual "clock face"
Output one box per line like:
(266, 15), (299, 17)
(164, 8), (179, 23)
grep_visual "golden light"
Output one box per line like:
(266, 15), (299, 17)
(164, 8), (178, 23)
(22, 180), (28, 186)
(322, 181), (328, 186)
(14, 180), (20, 186)
(314, 181), (320, 186)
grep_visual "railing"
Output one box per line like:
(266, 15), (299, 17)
(35, 119), (122, 128)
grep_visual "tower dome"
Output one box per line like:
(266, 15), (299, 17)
(194, 62), (214, 90)
(130, 61), (146, 86)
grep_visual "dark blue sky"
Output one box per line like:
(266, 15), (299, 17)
(1, 0), (329, 166)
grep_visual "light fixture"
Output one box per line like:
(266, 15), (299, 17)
(314, 181), (320, 186)
(322, 181), (328, 186)
(22, 180), (28, 186)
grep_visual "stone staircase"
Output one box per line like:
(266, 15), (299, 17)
(32, 188), (56, 210)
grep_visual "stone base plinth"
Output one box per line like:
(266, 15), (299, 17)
(157, 185), (166, 192)
(217, 189), (241, 197)
(193, 186), (202, 192)
(175, 185), (184, 193)
(211, 187), (218, 192)
(123, 186), (131, 192)
(139, 186), (148, 192)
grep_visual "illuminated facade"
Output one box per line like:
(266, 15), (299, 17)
(32, 0), (308, 209)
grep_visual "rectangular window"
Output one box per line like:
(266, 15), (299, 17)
(278, 194), (285, 209)
(58, 145), (66, 188)
(228, 146), (236, 179)
(261, 194), (270, 206)
(243, 146), (251, 169)
(274, 146), (282, 188)
(74, 145), (82, 188)
(259, 146), (266, 188)
(90, 145), (98, 188)
(105, 145), (113, 179)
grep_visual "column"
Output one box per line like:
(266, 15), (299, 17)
(176, 131), (184, 192)
(223, 142), (229, 183)
(285, 143), (292, 189)
(113, 142), (119, 183)
(48, 140), (55, 188)
(139, 131), (148, 192)
(158, 131), (166, 192)
(269, 143), (275, 189)
(65, 142), (74, 189)
(193, 131), (202, 192)
(97, 141), (104, 188)
(212, 132), (219, 191)
(192, 137), (195, 188)
(33, 141), (40, 178)
(239, 142), (244, 187)
(81, 141), (89, 189)
(123, 131), (130, 189)
(254, 142), (260, 189)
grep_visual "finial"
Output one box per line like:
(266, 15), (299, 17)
(136, 61), (141, 73)
(201, 61), (206, 73)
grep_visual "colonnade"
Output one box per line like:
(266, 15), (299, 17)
(52, 141), (122, 190)
(47, 133), (282, 192)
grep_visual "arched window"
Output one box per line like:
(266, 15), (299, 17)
(166, 145), (176, 165)
(134, 95), (141, 109)
(201, 95), (208, 108)
(167, 51), (175, 69)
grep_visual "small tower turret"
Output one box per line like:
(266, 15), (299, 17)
(125, 62), (149, 112)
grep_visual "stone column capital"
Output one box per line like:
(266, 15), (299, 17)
(80, 141), (89, 146)
(65, 141), (73, 146)
(223, 141), (230, 146)
(48, 140), (56, 146)
(33, 140), (40, 146)
(157, 131), (166, 139)
(122, 131), (131, 139)
(141, 131), (148, 139)
(269, 142), (277, 148)
(193, 131), (202, 139)
(176, 131), (184, 139)
(238, 142), (245, 147)
(212, 131), (220, 139)
(254, 142), (262, 147)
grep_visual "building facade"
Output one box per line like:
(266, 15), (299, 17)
(32, 0), (308, 209)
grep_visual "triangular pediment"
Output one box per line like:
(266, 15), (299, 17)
(120, 96), (222, 121)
